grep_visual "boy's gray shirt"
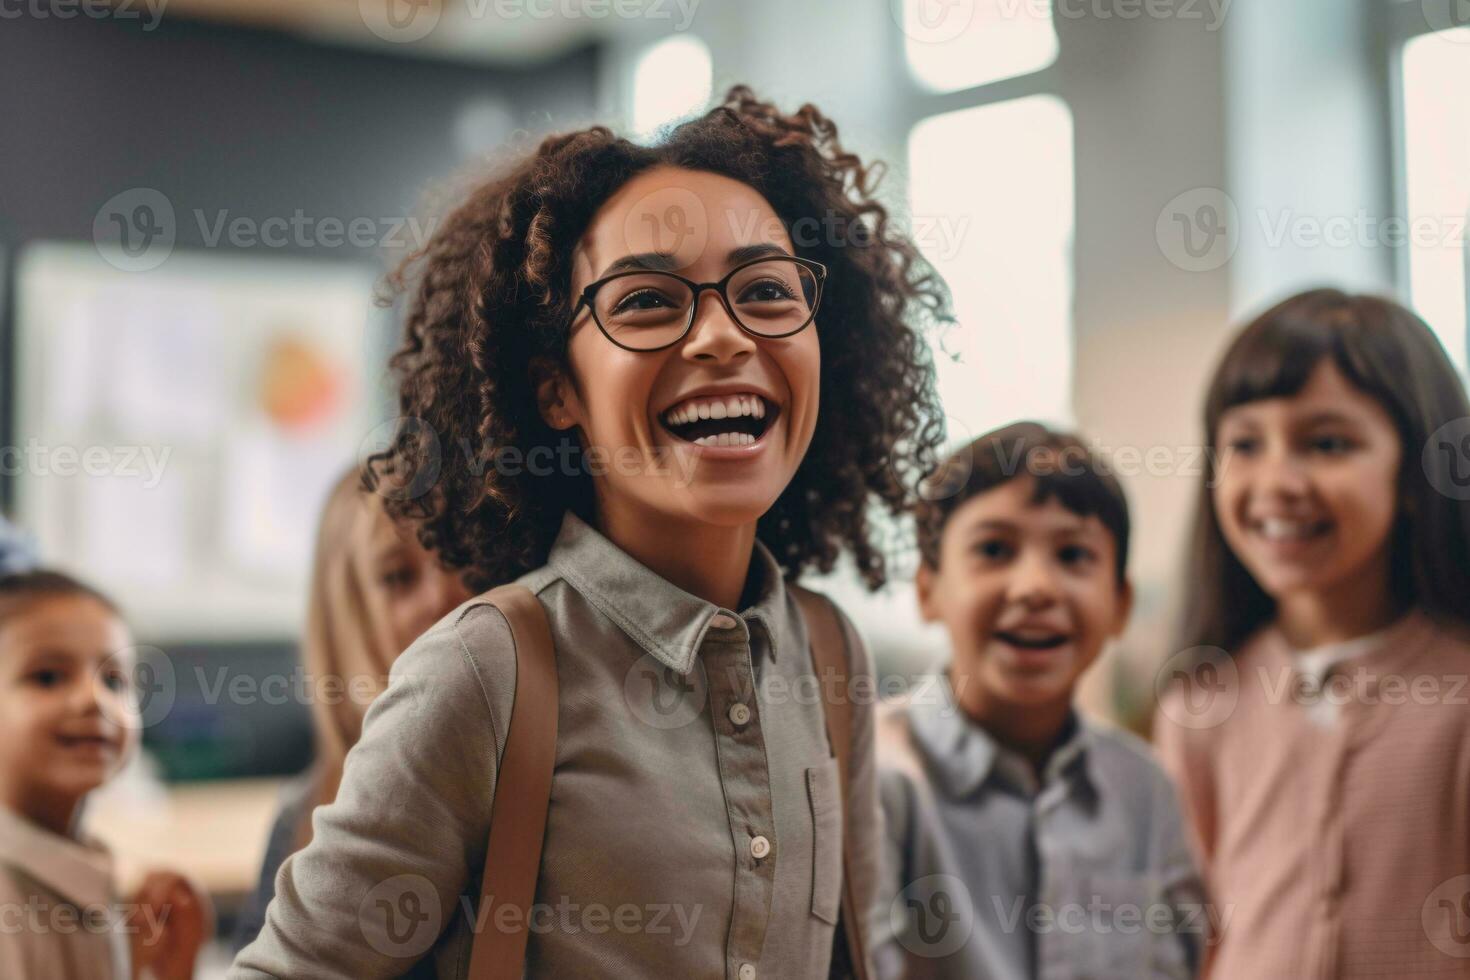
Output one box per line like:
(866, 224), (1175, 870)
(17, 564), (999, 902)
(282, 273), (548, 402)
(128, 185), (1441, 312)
(230, 510), (882, 980)
(874, 673), (1207, 980)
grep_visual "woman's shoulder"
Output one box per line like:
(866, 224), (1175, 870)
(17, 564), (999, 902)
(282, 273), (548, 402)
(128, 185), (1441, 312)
(383, 591), (532, 739)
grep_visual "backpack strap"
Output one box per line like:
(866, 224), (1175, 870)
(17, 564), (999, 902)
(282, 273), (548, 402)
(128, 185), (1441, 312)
(463, 581), (869, 979)
(467, 584), (559, 980)
(791, 586), (872, 980)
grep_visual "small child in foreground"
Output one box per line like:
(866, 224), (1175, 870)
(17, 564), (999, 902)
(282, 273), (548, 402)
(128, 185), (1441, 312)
(876, 422), (1208, 980)
(0, 570), (210, 980)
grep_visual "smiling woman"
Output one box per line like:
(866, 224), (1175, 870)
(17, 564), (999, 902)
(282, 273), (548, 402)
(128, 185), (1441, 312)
(361, 85), (950, 595)
(230, 86), (954, 980)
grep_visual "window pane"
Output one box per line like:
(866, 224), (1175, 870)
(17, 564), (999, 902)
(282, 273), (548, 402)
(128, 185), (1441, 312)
(1401, 30), (1470, 375)
(908, 95), (1075, 441)
(900, 0), (1059, 92)
(631, 35), (713, 138)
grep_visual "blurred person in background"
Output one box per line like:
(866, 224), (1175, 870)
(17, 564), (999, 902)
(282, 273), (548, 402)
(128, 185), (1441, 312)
(0, 570), (211, 980)
(232, 467), (473, 951)
(1155, 290), (1470, 977)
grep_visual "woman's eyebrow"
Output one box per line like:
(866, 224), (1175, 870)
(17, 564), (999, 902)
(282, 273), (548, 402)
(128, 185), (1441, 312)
(599, 251), (681, 277)
(598, 243), (793, 278)
(727, 243), (790, 264)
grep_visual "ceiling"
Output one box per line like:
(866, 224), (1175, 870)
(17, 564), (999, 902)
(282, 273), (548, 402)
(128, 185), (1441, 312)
(156, 0), (623, 65)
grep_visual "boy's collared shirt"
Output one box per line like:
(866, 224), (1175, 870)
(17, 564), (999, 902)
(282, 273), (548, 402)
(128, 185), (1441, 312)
(233, 509), (883, 980)
(875, 673), (1206, 980)
(0, 804), (131, 980)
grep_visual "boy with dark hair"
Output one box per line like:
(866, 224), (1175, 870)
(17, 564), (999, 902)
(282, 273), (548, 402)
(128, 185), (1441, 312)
(876, 422), (1208, 980)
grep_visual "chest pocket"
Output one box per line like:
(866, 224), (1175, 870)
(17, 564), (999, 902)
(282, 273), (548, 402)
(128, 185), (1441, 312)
(806, 758), (844, 924)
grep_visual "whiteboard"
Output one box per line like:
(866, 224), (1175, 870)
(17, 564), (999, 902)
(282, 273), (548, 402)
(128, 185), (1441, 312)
(14, 243), (384, 640)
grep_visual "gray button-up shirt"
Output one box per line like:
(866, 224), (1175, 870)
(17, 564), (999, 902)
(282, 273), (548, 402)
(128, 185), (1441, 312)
(874, 674), (1205, 980)
(231, 510), (881, 980)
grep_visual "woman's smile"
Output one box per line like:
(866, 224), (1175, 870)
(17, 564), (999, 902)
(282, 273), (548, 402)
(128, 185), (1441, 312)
(655, 383), (785, 462)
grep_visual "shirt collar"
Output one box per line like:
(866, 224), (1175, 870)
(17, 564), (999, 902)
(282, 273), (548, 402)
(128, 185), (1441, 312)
(546, 510), (793, 675)
(0, 805), (115, 908)
(1278, 608), (1433, 686)
(907, 671), (1093, 799)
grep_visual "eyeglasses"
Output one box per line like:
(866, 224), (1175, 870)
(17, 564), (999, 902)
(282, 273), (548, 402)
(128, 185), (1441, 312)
(569, 255), (827, 353)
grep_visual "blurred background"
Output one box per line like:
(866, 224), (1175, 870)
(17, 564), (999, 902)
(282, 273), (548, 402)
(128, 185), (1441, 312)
(1, 0), (1466, 971)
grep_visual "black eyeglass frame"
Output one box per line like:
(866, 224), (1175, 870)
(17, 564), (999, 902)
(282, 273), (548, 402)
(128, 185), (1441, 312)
(568, 255), (829, 353)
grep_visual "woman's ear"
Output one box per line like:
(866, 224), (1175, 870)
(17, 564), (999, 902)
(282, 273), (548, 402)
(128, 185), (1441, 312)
(531, 356), (580, 431)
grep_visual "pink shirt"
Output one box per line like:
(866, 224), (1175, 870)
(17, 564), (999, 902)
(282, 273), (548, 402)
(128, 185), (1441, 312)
(1154, 609), (1470, 978)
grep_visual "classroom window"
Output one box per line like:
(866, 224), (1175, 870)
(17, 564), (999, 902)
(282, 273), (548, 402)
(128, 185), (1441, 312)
(630, 35), (714, 138)
(1400, 29), (1470, 375)
(900, 0), (1059, 92)
(908, 94), (1075, 439)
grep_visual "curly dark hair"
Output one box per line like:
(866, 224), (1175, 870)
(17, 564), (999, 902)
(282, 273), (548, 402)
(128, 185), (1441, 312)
(367, 85), (953, 592)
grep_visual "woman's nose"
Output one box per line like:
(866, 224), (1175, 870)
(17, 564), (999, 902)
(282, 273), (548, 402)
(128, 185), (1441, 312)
(680, 290), (756, 363)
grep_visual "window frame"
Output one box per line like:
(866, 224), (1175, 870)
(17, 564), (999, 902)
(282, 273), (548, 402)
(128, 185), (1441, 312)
(1386, 0), (1470, 370)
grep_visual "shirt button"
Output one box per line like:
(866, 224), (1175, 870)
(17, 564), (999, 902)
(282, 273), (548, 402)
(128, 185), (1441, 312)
(710, 613), (739, 630)
(739, 965), (757, 980)
(728, 702), (752, 726)
(750, 835), (771, 859)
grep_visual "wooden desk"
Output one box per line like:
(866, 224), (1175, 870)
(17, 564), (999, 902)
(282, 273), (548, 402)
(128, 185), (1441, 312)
(84, 777), (285, 901)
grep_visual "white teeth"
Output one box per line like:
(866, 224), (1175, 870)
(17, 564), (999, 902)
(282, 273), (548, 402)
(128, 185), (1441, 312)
(661, 393), (769, 426)
(1257, 518), (1324, 541)
(692, 432), (756, 447)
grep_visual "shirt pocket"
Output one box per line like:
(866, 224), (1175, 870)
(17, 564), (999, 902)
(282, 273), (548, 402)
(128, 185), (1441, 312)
(806, 758), (844, 925)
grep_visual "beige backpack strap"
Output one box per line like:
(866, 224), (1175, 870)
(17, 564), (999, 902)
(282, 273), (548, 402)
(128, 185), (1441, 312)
(791, 586), (872, 980)
(467, 584), (558, 980)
